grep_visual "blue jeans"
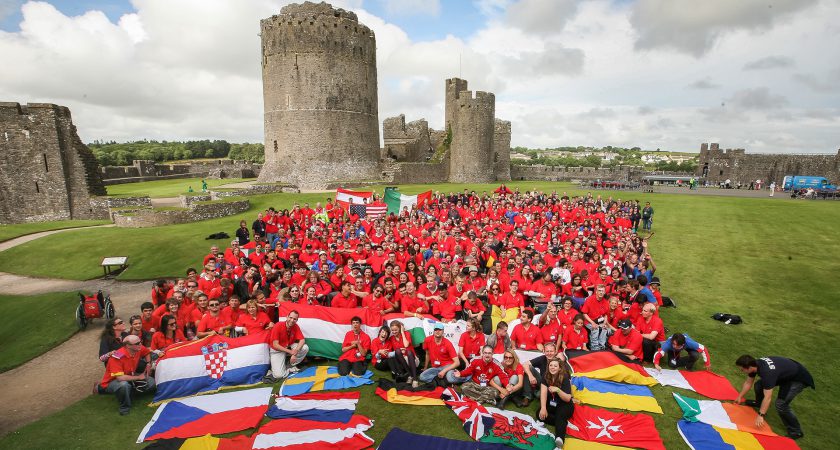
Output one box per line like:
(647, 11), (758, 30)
(587, 324), (609, 351)
(101, 376), (156, 414)
(419, 367), (469, 384)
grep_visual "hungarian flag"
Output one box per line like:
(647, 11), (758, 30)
(645, 368), (739, 401)
(481, 407), (557, 450)
(677, 420), (801, 450)
(673, 392), (782, 436)
(567, 350), (657, 386)
(267, 391), (359, 423)
(383, 187), (432, 215)
(567, 404), (665, 450)
(375, 379), (445, 406)
(571, 376), (663, 414)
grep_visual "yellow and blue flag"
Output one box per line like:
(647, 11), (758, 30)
(278, 366), (373, 396)
(571, 377), (662, 414)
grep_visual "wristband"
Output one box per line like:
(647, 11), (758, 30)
(758, 412), (765, 417)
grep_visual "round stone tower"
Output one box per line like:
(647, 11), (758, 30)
(449, 90), (496, 183)
(258, 2), (380, 190)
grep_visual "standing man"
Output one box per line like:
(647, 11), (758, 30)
(735, 355), (814, 440)
(769, 182), (776, 197)
(641, 202), (654, 231)
(267, 310), (309, 382)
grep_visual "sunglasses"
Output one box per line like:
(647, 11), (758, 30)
(114, 321), (124, 325)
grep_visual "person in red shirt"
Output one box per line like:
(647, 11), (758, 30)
(331, 282), (358, 308)
(562, 314), (589, 351)
(389, 320), (419, 386)
(267, 310), (308, 381)
(510, 309), (544, 351)
(581, 284), (610, 351)
(538, 303), (563, 348)
(197, 299), (232, 338)
(462, 291), (489, 334)
(96, 334), (154, 415)
(457, 319), (486, 368)
(454, 345), (509, 402)
(418, 323), (460, 385)
(557, 297), (578, 330)
(139, 302), (157, 333)
(609, 319), (643, 361)
(496, 349), (527, 408)
(151, 315), (186, 354)
(635, 303), (665, 362)
(151, 280), (171, 307)
(371, 326), (394, 372)
(235, 299), (273, 336)
(338, 316), (371, 376)
(492, 279), (524, 331)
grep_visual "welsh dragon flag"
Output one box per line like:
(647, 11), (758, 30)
(384, 187), (431, 215)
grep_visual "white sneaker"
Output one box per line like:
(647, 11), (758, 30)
(412, 380), (419, 388)
(555, 437), (564, 449)
(288, 366), (300, 374)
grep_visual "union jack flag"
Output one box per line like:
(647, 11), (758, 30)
(349, 202), (387, 219)
(441, 387), (496, 440)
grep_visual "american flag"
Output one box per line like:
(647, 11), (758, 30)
(349, 202), (387, 219)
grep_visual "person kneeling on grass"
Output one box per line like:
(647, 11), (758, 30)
(96, 334), (155, 415)
(338, 316), (371, 376)
(453, 345), (509, 405)
(266, 310), (308, 382)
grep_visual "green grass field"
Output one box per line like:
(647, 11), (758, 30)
(0, 292), (80, 373)
(0, 220), (109, 243)
(0, 182), (837, 449)
(105, 177), (255, 198)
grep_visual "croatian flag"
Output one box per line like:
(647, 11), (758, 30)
(137, 387), (272, 442)
(251, 415), (374, 450)
(153, 332), (270, 403)
(266, 392), (360, 423)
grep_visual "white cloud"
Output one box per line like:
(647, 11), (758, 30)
(378, 0), (439, 16)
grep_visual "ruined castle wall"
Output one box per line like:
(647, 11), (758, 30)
(0, 102), (107, 223)
(99, 159), (261, 185)
(448, 90), (496, 183)
(493, 119), (511, 181)
(391, 159), (450, 184)
(444, 78), (468, 132)
(510, 165), (638, 182)
(259, 2), (380, 190)
(382, 114), (432, 162)
(696, 143), (840, 185)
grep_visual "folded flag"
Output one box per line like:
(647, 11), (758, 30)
(383, 187), (432, 215)
(137, 387), (272, 443)
(564, 438), (635, 449)
(567, 350), (657, 386)
(481, 407), (557, 450)
(278, 366), (373, 397)
(251, 415), (374, 450)
(278, 303), (382, 359)
(378, 427), (511, 450)
(267, 392), (360, 423)
(677, 420), (801, 450)
(571, 377), (663, 414)
(384, 314), (466, 348)
(153, 332), (270, 403)
(143, 434), (252, 450)
(673, 392), (780, 436)
(375, 379), (445, 406)
(567, 404), (665, 450)
(441, 387), (496, 440)
(645, 368), (739, 401)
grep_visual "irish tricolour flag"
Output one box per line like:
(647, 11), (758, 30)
(384, 187), (431, 215)
(673, 392), (780, 436)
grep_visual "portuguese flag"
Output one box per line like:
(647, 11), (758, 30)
(384, 187), (432, 215)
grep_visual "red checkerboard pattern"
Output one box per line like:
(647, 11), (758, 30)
(203, 351), (227, 379)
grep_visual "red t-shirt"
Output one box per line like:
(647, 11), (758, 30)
(339, 331), (371, 363)
(423, 335), (456, 367)
(635, 315), (666, 342)
(235, 312), (272, 335)
(497, 292), (524, 309)
(562, 325), (589, 350)
(198, 313), (230, 334)
(151, 330), (186, 351)
(540, 319), (563, 344)
(460, 358), (508, 386)
(99, 346), (150, 388)
(457, 332), (486, 360)
(608, 329), (644, 360)
(270, 322), (304, 348)
(510, 323), (544, 351)
(581, 297), (609, 323)
(462, 299), (486, 314)
(371, 337), (392, 364)
(331, 293), (358, 308)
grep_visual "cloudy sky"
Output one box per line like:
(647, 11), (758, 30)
(1, 0), (838, 153)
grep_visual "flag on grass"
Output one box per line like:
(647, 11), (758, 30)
(481, 407), (557, 450)
(378, 428), (512, 450)
(153, 333), (270, 403)
(250, 415), (374, 450)
(567, 404), (665, 450)
(564, 438), (635, 449)
(645, 368), (739, 401)
(567, 350), (657, 386)
(278, 366), (373, 396)
(673, 392), (781, 436)
(267, 392), (360, 423)
(375, 379), (445, 406)
(137, 387), (272, 442)
(677, 420), (801, 450)
(571, 377), (663, 413)
(143, 434), (252, 450)
(441, 388), (496, 440)
(278, 303), (382, 359)
(383, 187), (432, 215)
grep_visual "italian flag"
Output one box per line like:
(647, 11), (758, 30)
(383, 187), (432, 215)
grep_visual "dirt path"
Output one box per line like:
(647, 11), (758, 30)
(0, 224), (114, 253)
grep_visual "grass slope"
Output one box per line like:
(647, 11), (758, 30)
(0, 292), (80, 373)
(0, 184), (837, 449)
(106, 178), (254, 198)
(0, 220), (109, 243)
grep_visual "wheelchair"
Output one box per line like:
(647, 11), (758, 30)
(76, 290), (115, 330)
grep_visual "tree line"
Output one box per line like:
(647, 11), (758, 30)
(88, 140), (265, 166)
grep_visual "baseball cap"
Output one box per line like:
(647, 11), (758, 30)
(433, 322), (445, 330)
(617, 319), (633, 330)
(650, 277), (661, 285)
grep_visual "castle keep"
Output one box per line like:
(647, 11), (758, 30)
(258, 2), (381, 190)
(0, 102), (107, 223)
(696, 143), (840, 185)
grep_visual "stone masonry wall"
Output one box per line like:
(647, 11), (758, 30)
(0, 102), (108, 223)
(259, 1), (381, 190)
(100, 159), (261, 185)
(382, 114), (432, 162)
(510, 165), (638, 182)
(113, 199), (250, 228)
(493, 119), (511, 181)
(390, 160), (450, 184)
(696, 143), (840, 185)
(449, 90), (496, 183)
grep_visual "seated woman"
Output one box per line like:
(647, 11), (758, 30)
(99, 317), (128, 364)
(151, 315), (187, 355)
(537, 358), (577, 449)
(235, 299), (273, 336)
(370, 326), (394, 373)
(388, 320), (419, 387)
(127, 315), (152, 347)
(496, 349), (526, 408)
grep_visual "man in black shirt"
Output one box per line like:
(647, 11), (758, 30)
(735, 355), (814, 439)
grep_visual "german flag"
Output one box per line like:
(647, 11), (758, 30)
(375, 379), (445, 406)
(567, 350), (657, 386)
(143, 434), (251, 449)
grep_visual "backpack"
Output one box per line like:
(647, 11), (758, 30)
(712, 313), (743, 325)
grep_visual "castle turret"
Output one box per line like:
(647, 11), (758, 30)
(448, 89), (496, 183)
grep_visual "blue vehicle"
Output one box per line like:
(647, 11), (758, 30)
(782, 176), (837, 191)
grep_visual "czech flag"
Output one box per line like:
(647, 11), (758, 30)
(571, 377), (663, 414)
(137, 387), (272, 442)
(375, 379), (445, 406)
(266, 392), (359, 423)
(153, 332), (270, 403)
(645, 368), (739, 401)
(567, 350), (657, 386)
(677, 420), (801, 450)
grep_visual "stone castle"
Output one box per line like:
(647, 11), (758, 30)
(696, 143), (840, 185)
(0, 102), (108, 223)
(258, 2), (512, 189)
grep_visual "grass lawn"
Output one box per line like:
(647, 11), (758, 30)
(0, 292), (80, 373)
(0, 184), (838, 449)
(105, 177), (255, 198)
(0, 220), (109, 243)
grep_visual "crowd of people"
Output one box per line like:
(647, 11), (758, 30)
(95, 187), (811, 444)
